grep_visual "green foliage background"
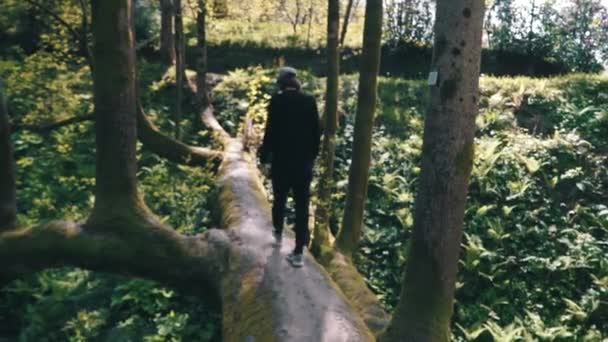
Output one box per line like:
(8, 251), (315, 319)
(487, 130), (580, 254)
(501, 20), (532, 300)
(0, 1), (607, 340)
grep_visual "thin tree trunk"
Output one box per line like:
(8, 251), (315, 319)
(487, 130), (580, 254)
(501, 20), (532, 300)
(0, 79), (16, 231)
(196, 0), (210, 114)
(379, 0), (485, 340)
(78, 0), (94, 69)
(312, 0), (340, 255)
(88, 0), (147, 225)
(305, 0), (314, 48)
(335, 0), (383, 256)
(174, 0), (184, 139)
(340, 0), (355, 47)
(160, 0), (176, 65)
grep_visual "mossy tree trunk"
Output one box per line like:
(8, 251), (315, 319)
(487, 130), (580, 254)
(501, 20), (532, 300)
(378, 0), (485, 340)
(312, 0), (340, 255)
(174, 0), (185, 139)
(88, 0), (148, 226)
(0, 79), (16, 231)
(196, 0), (210, 113)
(335, 0), (383, 256)
(160, 0), (176, 65)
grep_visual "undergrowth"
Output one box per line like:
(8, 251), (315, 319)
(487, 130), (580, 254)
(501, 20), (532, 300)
(0, 54), (606, 340)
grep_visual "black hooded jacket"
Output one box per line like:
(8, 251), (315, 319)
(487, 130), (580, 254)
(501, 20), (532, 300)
(260, 90), (321, 170)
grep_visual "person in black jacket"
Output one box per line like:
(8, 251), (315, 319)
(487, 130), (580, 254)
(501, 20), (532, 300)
(259, 67), (321, 268)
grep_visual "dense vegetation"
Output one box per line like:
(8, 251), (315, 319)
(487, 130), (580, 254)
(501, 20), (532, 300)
(1, 0), (607, 340)
(1, 50), (606, 339)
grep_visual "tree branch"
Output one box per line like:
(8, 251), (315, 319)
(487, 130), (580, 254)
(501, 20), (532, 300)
(0, 219), (231, 303)
(11, 114), (94, 133)
(10, 109), (222, 168)
(137, 104), (223, 167)
(201, 106), (232, 146)
(24, 0), (83, 43)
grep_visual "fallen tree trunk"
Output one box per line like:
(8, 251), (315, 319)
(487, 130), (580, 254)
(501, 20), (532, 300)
(209, 113), (375, 341)
(0, 108), (377, 341)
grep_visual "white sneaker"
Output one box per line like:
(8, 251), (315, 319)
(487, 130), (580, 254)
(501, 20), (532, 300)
(272, 229), (282, 246)
(286, 252), (304, 268)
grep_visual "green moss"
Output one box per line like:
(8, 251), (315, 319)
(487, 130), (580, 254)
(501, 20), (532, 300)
(455, 139), (474, 176)
(320, 249), (390, 336)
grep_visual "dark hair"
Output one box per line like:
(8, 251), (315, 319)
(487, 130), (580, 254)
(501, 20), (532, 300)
(279, 76), (301, 91)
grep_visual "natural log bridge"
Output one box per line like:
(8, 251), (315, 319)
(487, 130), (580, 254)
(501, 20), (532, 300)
(0, 104), (388, 341)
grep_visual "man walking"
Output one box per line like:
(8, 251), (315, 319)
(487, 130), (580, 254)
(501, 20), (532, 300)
(259, 67), (321, 268)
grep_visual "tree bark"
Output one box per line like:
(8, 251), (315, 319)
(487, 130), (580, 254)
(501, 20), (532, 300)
(174, 0), (185, 139)
(0, 79), (16, 231)
(378, 0), (485, 340)
(160, 0), (176, 65)
(89, 0), (148, 226)
(335, 0), (383, 256)
(312, 0), (340, 255)
(340, 0), (355, 46)
(196, 0), (210, 113)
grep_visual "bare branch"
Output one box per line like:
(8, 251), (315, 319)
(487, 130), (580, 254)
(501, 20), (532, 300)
(12, 114), (94, 133)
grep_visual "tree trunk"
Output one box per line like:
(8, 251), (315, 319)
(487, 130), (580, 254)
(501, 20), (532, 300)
(174, 0), (185, 139)
(160, 0), (176, 65)
(335, 0), (383, 256)
(312, 0), (340, 255)
(0, 79), (16, 231)
(378, 0), (485, 340)
(340, 0), (355, 46)
(88, 0), (147, 226)
(196, 0), (210, 113)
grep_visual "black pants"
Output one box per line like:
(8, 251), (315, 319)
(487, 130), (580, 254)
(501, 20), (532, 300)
(271, 164), (312, 254)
